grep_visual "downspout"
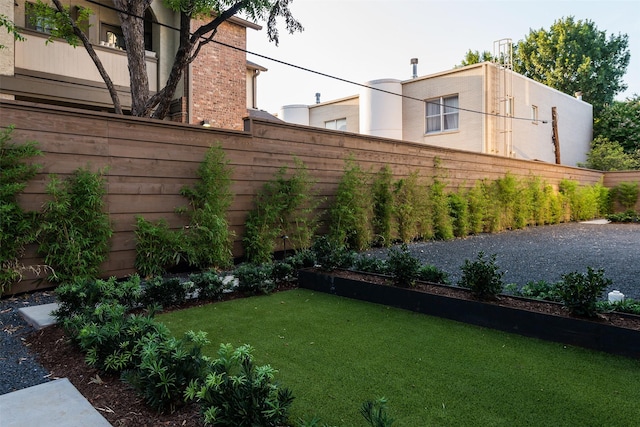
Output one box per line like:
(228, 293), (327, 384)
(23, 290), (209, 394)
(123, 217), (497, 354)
(252, 69), (260, 109)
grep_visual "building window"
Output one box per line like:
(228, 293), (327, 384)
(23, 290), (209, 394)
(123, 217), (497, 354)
(25, 2), (54, 34)
(102, 23), (126, 49)
(325, 118), (347, 131)
(426, 95), (459, 134)
(531, 105), (538, 124)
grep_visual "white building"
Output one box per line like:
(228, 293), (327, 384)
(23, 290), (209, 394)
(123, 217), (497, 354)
(279, 62), (592, 167)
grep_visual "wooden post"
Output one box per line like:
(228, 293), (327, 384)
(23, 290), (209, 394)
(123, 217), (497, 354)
(552, 107), (561, 164)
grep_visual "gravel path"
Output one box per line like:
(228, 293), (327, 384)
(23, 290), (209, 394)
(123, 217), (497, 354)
(1, 222), (639, 395)
(0, 290), (56, 395)
(365, 222), (640, 299)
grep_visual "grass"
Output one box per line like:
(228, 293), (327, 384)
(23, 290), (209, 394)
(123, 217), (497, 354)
(159, 289), (640, 426)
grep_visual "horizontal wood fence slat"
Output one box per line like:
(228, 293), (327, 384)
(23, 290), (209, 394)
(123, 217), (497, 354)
(0, 100), (622, 294)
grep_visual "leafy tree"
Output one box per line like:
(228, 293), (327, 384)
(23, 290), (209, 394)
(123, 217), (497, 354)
(578, 136), (639, 171)
(0, 14), (25, 49)
(513, 16), (630, 116)
(457, 49), (494, 67)
(594, 95), (640, 154)
(20, 0), (303, 119)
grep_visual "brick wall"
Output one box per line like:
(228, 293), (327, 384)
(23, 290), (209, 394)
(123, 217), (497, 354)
(189, 19), (247, 130)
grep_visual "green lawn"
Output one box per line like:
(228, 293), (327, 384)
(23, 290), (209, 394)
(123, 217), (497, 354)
(159, 289), (640, 426)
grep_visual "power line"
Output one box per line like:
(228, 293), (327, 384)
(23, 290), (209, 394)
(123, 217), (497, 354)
(83, 0), (548, 123)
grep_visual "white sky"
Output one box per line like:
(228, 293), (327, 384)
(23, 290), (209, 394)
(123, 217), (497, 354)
(245, 0), (640, 115)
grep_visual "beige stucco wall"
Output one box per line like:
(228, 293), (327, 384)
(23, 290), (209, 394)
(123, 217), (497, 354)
(309, 95), (360, 133)
(0, 0), (15, 83)
(509, 72), (591, 166)
(401, 64), (486, 153)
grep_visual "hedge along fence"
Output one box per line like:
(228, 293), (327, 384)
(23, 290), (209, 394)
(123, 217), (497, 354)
(603, 171), (640, 212)
(1, 100), (607, 294)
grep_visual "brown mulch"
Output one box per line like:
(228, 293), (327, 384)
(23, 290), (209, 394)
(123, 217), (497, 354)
(23, 285), (297, 427)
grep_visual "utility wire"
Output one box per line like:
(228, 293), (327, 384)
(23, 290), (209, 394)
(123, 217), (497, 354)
(84, 0), (549, 124)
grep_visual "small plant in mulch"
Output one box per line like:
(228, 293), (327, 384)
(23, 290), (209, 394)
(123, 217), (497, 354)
(458, 251), (504, 300)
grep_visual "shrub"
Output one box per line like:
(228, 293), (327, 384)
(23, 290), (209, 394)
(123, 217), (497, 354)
(234, 263), (276, 295)
(244, 159), (320, 264)
(179, 144), (234, 270)
(140, 277), (188, 309)
(458, 252), (504, 300)
(38, 168), (112, 283)
(329, 157), (372, 250)
(123, 330), (211, 413)
(610, 181), (639, 211)
(284, 248), (317, 270)
(448, 191), (470, 238)
(386, 244), (420, 287)
(311, 236), (355, 271)
(371, 166), (394, 247)
(66, 302), (168, 373)
(134, 216), (186, 278)
(353, 255), (389, 275)
(557, 267), (612, 317)
(417, 264), (450, 285)
(428, 177), (454, 240)
(0, 126), (42, 293)
(360, 397), (395, 427)
(606, 209), (640, 223)
(465, 181), (488, 234)
(515, 280), (562, 302)
(185, 343), (294, 427)
(54, 275), (142, 321)
(189, 270), (225, 301)
(393, 172), (422, 243)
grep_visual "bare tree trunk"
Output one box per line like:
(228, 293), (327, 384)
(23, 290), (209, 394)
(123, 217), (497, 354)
(51, 0), (123, 114)
(114, 0), (152, 117)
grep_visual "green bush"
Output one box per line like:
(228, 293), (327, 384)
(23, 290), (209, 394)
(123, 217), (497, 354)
(311, 236), (355, 271)
(134, 216), (186, 278)
(610, 181), (639, 211)
(38, 168), (112, 283)
(123, 330), (211, 413)
(386, 244), (420, 287)
(360, 397), (395, 427)
(0, 126), (42, 293)
(371, 166), (394, 247)
(459, 252), (504, 300)
(600, 298), (640, 315)
(448, 191), (470, 237)
(393, 172), (422, 243)
(234, 263), (276, 295)
(179, 144), (234, 270)
(557, 267), (612, 317)
(416, 264), (450, 285)
(244, 160), (320, 264)
(66, 302), (168, 373)
(428, 177), (454, 240)
(189, 270), (226, 300)
(140, 277), (188, 309)
(515, 280), (562, 302)
(185, 343), (294, 427)
(465, 181), (488, 234)
(54, 275), (142, 321)
(606, 209), (640, 223)
(353, 255), (389, 275)
(329, 157), (372, 250)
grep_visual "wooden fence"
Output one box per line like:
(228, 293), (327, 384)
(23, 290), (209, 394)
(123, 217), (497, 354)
(1, 100), (613, 294)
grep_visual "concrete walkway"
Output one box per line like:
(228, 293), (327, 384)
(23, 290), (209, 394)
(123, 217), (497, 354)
(0, 303), (113, 426)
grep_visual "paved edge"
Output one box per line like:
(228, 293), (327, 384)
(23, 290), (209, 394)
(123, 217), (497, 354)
(0, 378), (112, 427)
(18, 302), (59, 330)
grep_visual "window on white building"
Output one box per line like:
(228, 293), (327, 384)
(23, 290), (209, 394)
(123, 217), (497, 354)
(425, 95), (459, 134)
(25, 2), (54, 34)
(325, 118), (347, 131)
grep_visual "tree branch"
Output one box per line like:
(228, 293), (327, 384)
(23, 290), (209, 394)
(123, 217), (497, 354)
(50, 0), (123, 115)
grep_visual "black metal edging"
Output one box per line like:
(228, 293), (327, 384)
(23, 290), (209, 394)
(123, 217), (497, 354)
(298, 269), (640, 359)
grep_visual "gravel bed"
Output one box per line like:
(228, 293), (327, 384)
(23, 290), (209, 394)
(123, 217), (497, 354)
(0, 290), (56, 395)
(364, 222), (640, 300)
